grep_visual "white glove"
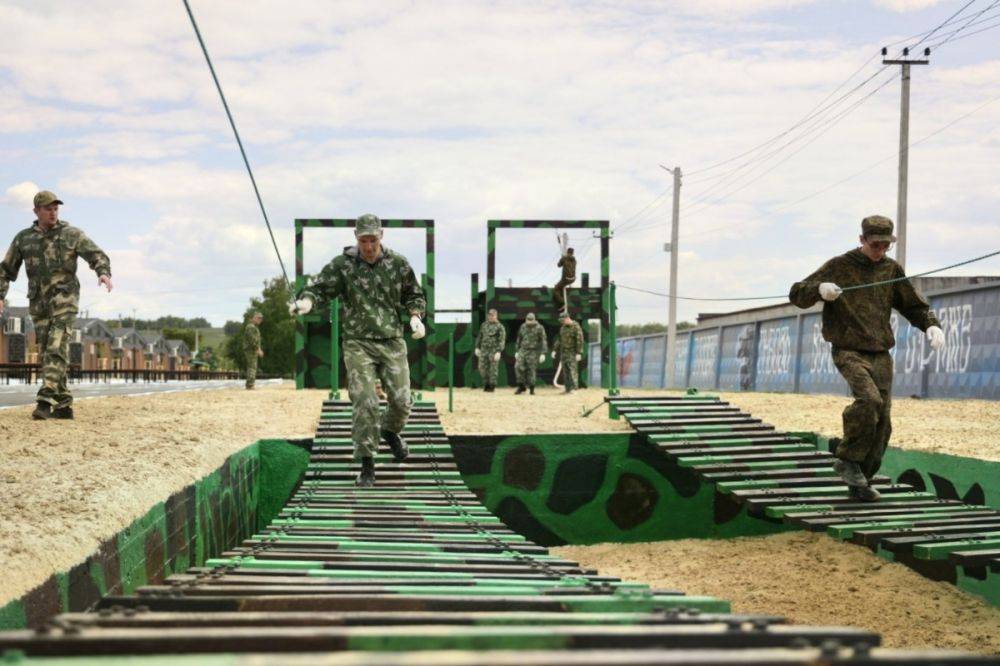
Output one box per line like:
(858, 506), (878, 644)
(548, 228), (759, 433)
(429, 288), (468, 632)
(290, 297), (313, 316)
(575, 354), (582, 362)
(539, 354), (545, 363)
(410, 315), (425, 340)
(474, 348), (481, 358)
(515, 352), (521, 361)
(818, 282), (842, 302)
(492, 352), (500, 361)
(926, 325), (945, 351)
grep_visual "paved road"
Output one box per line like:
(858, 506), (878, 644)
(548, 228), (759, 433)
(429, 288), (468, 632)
(0, 379), (283, 409)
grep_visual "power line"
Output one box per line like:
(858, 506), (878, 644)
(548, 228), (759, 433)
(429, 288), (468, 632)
(615, 248), (1000, 302)
(929, 12), (1000, 47)
(181, 0), (290, 289)
(908, 0), (980, 49)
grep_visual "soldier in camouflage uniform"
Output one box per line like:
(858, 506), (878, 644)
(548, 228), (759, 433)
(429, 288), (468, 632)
(292, 214), (425, 487)
(474, 308), (506, 391)
(790, 216), (944, 502)
(514, 312), (546, 394)
(243, 311), (263, 389)
(553, 247), (576, 312)
(0, 191), (112, 420)
(552, 314), (584, 394)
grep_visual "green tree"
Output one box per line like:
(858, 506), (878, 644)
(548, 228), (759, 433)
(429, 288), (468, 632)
(223, 320), (242, 336)
(162, 327), (196, 349)
(225, 277), (295, 378)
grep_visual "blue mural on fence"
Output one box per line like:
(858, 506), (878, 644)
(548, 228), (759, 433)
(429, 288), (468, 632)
(590, 283), (1000, 400)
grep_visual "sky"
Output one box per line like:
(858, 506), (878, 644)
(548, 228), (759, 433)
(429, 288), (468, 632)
(1, 0), (998, 326)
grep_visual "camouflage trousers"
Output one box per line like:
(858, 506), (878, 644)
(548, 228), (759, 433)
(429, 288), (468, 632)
(345, 337), (412, 459)
(515, 351), (541, 386)
(557, 352), (579, 391)
(34, 311), (75, 408)
(553, 277), (574, 308)
(832, 349), (893, 479)
(245, 354), (257, 389)
(478, 352), (500, 387)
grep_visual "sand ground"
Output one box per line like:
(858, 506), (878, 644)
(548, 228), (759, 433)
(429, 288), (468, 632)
(1, 382), (997, 653)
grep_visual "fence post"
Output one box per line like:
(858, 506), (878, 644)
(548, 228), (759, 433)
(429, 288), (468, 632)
(714, 326), (723, 389)
(448, 330), (454, 413)
(329, 298), (340, 400)
(793, 314), (804, 393)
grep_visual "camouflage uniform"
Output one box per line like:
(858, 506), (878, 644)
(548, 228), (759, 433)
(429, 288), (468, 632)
(243, 321), (261, 389)
(300, 235), (425, 459)
(552, 319), (585, 391)
(0, 219), (111, 408)
(789, 234), (939, 478)
(553, 252), (576, 309)
(515, 318), (547, 387)
(475, 319), (506, 388)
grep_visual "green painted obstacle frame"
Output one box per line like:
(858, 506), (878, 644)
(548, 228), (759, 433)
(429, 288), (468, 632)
(0, 440), (311, 630)
(293, 219), (437, 390)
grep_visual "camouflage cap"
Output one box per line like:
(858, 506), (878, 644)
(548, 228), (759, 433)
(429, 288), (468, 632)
(861, 215), (896, 243)
(33, 190), (64, 207)
(525, 312), (536, 322)
(250, 310), (263, 319)
(355, 214), (382, 238)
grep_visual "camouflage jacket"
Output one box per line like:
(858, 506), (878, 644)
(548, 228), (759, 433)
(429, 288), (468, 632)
(552, 320), (585, 357)
(476, 320), (506, 353)
(243, 322), (261, 354)
(0, 221), (111, 311)
(302, 246), (425, 340)
(515, 321), (546, 352)
(558, 253), (576, 280)
(789, 248), (940, 352)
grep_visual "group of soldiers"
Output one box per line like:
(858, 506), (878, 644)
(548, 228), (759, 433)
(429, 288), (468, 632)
(475, 309), (585, 394)
(2, 193), (941, 504)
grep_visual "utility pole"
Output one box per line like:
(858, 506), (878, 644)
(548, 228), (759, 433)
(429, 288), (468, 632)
(660, 165), (681, 389)
(882, 46), (929, 270)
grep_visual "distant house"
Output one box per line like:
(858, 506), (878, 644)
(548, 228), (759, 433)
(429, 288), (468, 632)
(1, 306), (36, 364)
(165, 339), (192, 372)
(111, 328), (145, 370)
(72, 318), (115, 370)
(137, 330), (170, 370)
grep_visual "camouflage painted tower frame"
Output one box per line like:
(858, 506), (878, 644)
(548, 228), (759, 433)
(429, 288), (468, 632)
(482, 220), (614, 389)
(293, 218), (436, 390)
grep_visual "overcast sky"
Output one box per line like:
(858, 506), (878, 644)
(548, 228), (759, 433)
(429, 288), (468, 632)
(1, 0), (998, 326)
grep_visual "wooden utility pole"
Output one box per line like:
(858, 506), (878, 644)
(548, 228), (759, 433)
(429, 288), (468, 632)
(882, 46), (929, 270)
(660, 165), (681, 389)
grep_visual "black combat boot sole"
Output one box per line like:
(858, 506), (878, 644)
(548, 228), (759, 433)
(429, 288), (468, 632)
(32, 404), (52, 420)
(355, 473), (376, 488)
(382, 431), (410, 462)
(52, 407), (74, 420)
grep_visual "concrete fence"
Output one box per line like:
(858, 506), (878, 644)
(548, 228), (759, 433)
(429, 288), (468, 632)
(589, 281), (1000, 400)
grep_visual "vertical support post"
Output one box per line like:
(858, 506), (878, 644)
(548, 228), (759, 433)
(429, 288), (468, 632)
(329, 298), (340, 400)
(294, 220), (305, 389)
(425, 221), (436, 389)
(486, 222), (496, 315)
(600, 222), (612, 390)
(793, 314), (804, 393)
(448, 330), (455, 413)
(714, 326), (724, 390)
(665, 166), (682, 388)
(420, 272), (429, 390)
(608, 281), (619, 396)
(896, 62), (911, 270)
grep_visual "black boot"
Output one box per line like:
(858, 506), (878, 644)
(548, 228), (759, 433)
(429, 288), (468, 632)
(382, 430), (409, 462)
(32, 402), (52, 420)
(515, 384), (526, 395)
(529, 385), (535, 395)
(355, 457), (375, 487)
(52, 406), (75, 420)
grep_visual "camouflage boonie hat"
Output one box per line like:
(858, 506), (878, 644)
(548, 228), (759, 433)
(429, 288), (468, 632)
(526, 312), (536, 322)
(250, 310), (262, 318)
(33, 190), (64, 207)
(861, 215), (896, 243)
(355, 214), (382, 238)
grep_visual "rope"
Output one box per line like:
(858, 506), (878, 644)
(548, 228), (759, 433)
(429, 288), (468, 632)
(616, 249), (1000, 302)
(181, 0), (291, 288)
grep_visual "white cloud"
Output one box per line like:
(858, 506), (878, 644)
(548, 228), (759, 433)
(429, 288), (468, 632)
(4, 181), (39, 209)
(873, 0), (946, 12)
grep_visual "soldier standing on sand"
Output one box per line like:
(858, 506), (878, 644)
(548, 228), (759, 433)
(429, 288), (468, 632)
(514, 312), (546, 395)
(243, 311), (263, 389)
(552, 313), (584, 394)
(790, 215), (944, 502)
(0, 191), (112, 420)
(474, 308), (505, 392)
(292, 214), (426, 487)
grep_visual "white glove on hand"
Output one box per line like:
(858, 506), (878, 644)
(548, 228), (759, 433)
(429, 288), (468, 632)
(539, 354), (545, 363)
(926, 325), (945, 351)
(410, 315), (425, 340)
(515, 352), (521, 361)
(492, 352), (500, 361)
(575, 353), (582, 362)
(818, 282), (842, 302)
(474, 348), (481, 358)
(290, 297), (313, 316)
